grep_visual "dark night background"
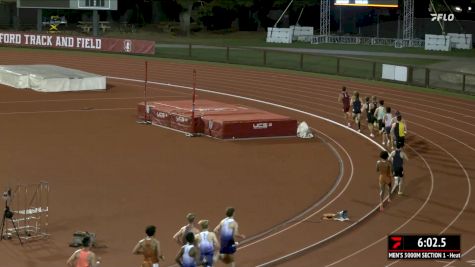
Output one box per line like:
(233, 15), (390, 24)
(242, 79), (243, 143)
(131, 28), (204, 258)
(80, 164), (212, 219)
(0, 0), (473, 36)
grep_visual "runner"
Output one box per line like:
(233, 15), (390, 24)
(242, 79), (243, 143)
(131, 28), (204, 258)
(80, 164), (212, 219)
(132, 225), (165, 267)
(195, 220), (219, 267)
(382, 106), (393, 148)
(214, 207), (245, 267)
(373, 99), (386, 136)
(338, 86), (351, 127)
(175, 232), (200, 267)
(391, 113), (407, 148)
(350, 91), (362, 132)
(376, 151), (392, 212)
(389, 143), (409, 195)
(362, 96), (377, 138)
(173, 213), (199, 246)
(67, 236), (100, 267)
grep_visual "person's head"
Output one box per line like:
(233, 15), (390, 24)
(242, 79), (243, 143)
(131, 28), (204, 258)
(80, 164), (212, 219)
(386, 106), (391, 113)
(353, 91), (359, 99)
(365, 96), (370, 102)
(371, 96), (377, 102)
(185, 232), (195, 244)
(397, 115), (402, 121)
(186, 213), (196, 224)
(225, 207), (235, 217)
(395, 110), (401, 117)
(145, 225), (156, 237)
(380, 151), (389, 160)
(379, 100), (384, 106)
(342, 86), (346, 92)
(198, 220), (209, 230)
(82, 236), (91, 248)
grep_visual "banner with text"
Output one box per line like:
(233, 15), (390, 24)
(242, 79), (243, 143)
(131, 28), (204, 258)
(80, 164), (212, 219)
(0, 32), (155, 55)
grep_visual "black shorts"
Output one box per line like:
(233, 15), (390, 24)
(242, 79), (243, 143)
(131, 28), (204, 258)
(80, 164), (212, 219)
(367, 113), (375, 124)
(393, 167), (404, 177)
(378, 119), (383, 130)
(397, 137), (405, 147)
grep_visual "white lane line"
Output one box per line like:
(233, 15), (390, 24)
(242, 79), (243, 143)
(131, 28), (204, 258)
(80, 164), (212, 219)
(156, 65), (475, 113)
(166, 72), (475, 122)
(0, 107), (134, 115)
(0, 95), (185, 104)
(444, 246), (475, 267)
(168, 75), (475, 132)
(259, 144), (434, 267)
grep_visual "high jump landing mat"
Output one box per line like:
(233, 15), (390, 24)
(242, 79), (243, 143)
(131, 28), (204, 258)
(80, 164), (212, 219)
(137, 99), (298, 139)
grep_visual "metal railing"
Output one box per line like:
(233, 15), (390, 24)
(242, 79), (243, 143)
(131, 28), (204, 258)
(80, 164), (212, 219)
(155, 43), (475, 95)
(311, 35), (425, 48)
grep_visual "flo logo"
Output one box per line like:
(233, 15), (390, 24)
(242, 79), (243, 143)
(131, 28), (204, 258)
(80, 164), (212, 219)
(123, 40), (133, 52)
(431, 13), (455, 22)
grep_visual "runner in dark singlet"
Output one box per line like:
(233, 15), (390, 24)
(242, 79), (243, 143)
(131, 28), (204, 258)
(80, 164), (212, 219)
(389, 143), (409, 196)
(351, 91), (362, 132)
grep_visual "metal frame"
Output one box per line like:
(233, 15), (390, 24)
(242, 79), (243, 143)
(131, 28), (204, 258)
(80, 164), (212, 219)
(5, 182), (50, 242)
(314, 0), (419, 48)
(320, 0), (330, 36)
(403, 0), (415, 46)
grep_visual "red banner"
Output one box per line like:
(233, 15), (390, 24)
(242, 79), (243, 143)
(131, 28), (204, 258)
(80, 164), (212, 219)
(0, 32), (155, 55)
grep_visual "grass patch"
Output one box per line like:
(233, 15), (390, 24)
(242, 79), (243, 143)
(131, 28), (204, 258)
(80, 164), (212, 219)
(106, 30), (475, 58)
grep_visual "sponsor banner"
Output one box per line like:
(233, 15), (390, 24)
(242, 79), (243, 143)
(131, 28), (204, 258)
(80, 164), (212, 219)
(0, 32), (155, 55)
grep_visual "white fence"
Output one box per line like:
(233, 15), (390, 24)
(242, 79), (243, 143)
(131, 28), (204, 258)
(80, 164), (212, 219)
(425, 34), (451, 51)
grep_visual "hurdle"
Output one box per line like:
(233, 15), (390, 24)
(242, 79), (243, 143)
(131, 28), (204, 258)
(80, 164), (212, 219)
(5, 181), (50, 242)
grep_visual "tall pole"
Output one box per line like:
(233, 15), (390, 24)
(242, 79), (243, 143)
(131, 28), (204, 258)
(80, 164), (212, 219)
(339, 7), (342, 34)
(376, 14), (380, 38)
(144, 61), (148, 122)
(191, 69), (197, 134)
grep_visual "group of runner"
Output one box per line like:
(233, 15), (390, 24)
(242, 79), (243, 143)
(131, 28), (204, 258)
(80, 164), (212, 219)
(169, 208), (245, 267)
(339, 86), (409, 211)
(67, 207), (244, 267)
